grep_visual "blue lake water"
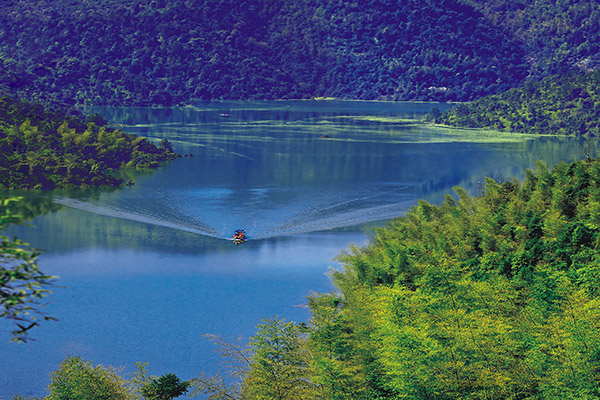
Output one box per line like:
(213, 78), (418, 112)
(0, 100), (592, 397)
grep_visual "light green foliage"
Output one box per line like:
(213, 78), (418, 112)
(243, 318), (314, 400)
(192, 157), (600, 399)
(307, 294), (362, 400)
(307, 291), (392, 400)
(194, 319), (316, 400)
(319, 158), (600, 398)
(47, 356), (133, 400)
(45, 357), (190, 400)
(191, 372), (242, 400)
(1, 196), (55, 342)
(127, 361), (156, 399)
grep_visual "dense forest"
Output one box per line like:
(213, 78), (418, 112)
(3, 0), (599, 108)
(305, 158), (600, 398)
(430, 69), (600, 136)
(0, 96), (180, 189)
(0, 0), (536, 107)
(464, 0), (600, 77)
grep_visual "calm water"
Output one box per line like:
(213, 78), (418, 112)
(0, 101), (591, 397)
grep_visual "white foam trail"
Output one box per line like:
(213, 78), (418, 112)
(53, 198), (223, 238)
(54, 190), (415, 242)
(253, 198), (414, 239)
(309, 185), (410, 214)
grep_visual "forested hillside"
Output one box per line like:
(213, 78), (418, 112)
(464, 0), (600, 77)
(0, 97), (180, 189)
(0, 0), (531, 106)
(430, 70), (600, 136)
(192, 158), (600, 399)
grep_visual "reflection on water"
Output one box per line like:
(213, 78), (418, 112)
(0, 101), (595, 398)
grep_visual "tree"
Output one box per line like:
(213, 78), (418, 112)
(141, 373), (190, 400)
(47, 356), (132, 400)
(1, 196), (55, 342)
(160, 138), (174, 154)
(189, 334), (251, 400)
(0, 96), (180, 189)
(307, 293), (373, 400)
(310, 158), (600, 398)
(44, 357), (191, 400)
(243, 317), (315, 400)
(192, 318), (316, 400)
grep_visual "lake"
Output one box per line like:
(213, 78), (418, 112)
(0, 100), (591, 397)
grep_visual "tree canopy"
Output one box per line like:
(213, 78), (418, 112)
(0, 96), (180, 189)
(308, 158), (600, 398)
(47, 356), (190, 400)
(141, 373), (191, 400)
(430, 69), (600, 136)
(0, 0), (533, 107)
(464, 0), (600, 77)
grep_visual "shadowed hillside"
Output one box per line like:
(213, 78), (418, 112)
(0, 0), (529, 106)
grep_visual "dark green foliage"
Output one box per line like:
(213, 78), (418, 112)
(142, 373), (190, 400)
(0, 0), (529, 106)
(464, 0), (600, 77)
(432, 70), (600, 136)
(0, 96), (180, 189)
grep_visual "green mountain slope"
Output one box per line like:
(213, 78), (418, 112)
(464, 0), (600, 76)
(0, 0), (529, 106)
(431, 70), (600, 136)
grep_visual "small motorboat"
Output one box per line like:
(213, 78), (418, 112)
(232, 229), (246, 244)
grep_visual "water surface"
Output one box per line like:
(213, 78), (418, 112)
(0, 101), (591, 397)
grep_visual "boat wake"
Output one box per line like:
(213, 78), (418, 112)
(53, 186), (416, 241)
(251, 199), (414, 239)
(53, 198), (223, 238)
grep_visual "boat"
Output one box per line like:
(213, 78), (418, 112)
(232, 229), (246, 244)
